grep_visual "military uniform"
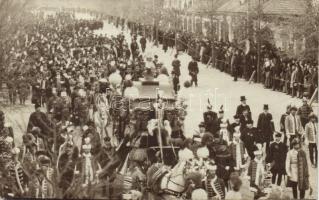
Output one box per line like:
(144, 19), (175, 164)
(6, 158), (28, 196)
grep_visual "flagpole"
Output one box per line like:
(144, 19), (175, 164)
(156, 88), (164, 164)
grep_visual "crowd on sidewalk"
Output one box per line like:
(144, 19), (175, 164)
(117, 16), (318, 100)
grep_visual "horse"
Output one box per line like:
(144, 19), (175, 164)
(146, 160), (202, 200)
(93, 93), (111, 143)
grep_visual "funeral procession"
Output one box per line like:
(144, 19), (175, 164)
(0, 0), (318, 199)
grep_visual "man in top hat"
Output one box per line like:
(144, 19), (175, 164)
(236, 96), (251, 118)
(240, 119), (264, 159)
(247, 149), (267, 199)
(305, 113), (318, 167)
(298, 96), (313, 128)
(266, 132), (287, 187)
(257, 104), (275, 153)
(202, 161), (226, 200)
(188, 56), (199, 87)
(285, 105), (303, 148)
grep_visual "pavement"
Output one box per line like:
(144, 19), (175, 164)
(0, 14), (317, 199)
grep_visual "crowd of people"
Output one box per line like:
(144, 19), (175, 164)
(0, 9), (317, 200)
(122, 17), (318, 100)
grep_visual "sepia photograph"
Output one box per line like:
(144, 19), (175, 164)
(0, 0), (318, 199)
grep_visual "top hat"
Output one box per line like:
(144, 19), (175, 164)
(240, 96), (246, 101)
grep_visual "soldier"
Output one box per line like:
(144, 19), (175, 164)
(240, 119), (264, 159)
(202, 161), (226, 200)
(32, 151), (54, 198)
(266, 132), (287, 187)
(5, 147), (28, 197)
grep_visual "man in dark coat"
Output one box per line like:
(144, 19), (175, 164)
(188, 56), (199, 87)
(231, 49), (241, 81)
(228, 114), (241, 141)
(239, 108), (253, 132)
(236, 96), (251, 117)
(203, 105), (218, 135)
(27, 104), (54, 140)
(266, 132), (287, 186)
(240, 119), (264, 159)
(257, 104), (275, 153)
(130, 39), (139, 60)
(140, 35), (146, 53)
